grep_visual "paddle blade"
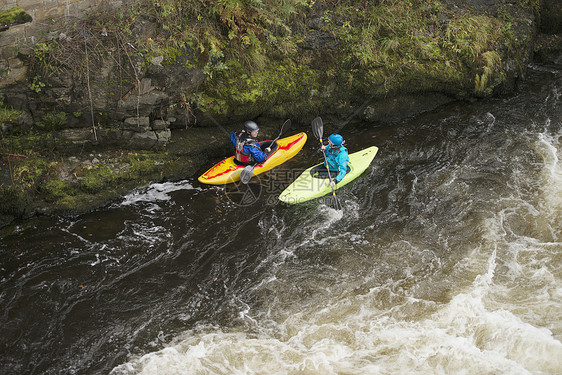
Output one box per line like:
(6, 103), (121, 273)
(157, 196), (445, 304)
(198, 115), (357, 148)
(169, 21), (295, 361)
(331, 194), (343, 210)
(240, 165), (254, 184)
(311, 117), (323, 140)
(324, 191), (342, 210)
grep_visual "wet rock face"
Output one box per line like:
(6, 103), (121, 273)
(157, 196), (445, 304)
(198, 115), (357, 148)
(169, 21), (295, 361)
(1, 0), (555, 141)
(1, 49), (204, 149)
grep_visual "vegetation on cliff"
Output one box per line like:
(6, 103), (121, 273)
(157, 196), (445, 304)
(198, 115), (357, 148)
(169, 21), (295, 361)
(132, 0), (536, 116)
(21, 0), (538, 122)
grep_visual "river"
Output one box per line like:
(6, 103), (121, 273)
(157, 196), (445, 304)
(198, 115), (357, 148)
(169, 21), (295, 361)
(1, 59), (561, 374)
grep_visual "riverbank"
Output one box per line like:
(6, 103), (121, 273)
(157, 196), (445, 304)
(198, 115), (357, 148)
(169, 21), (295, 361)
(0, 120), (287, 227)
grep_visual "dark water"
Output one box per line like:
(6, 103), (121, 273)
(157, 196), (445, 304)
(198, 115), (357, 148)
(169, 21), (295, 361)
(1, 60), (561, 374)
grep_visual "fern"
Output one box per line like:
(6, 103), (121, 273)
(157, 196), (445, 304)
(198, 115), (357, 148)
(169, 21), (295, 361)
(475, 51), (502, 95)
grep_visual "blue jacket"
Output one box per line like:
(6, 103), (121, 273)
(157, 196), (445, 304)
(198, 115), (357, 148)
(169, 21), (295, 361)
(325, 145), (349, 183)
(230, 132), (267, 163)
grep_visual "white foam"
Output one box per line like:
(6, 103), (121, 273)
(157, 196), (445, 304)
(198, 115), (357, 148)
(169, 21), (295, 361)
(111, 288), (562, 375)
(110, 242), (562, 375)
(308, 205), (344, 244)
(536, 131), (562, 212)
(120, 181), (200, 206)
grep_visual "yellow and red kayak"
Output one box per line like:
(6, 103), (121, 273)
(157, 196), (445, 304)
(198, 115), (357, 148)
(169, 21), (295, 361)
(198, 132), (307, 184)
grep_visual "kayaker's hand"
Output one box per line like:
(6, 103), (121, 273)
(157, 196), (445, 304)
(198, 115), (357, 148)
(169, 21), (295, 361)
(330, 180), (336, 188)
(265, 147), (271, 153)
(321, 145), (326, 151)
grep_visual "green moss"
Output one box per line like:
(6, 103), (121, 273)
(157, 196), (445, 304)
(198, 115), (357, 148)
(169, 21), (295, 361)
(42, 179), (74, 202)
(0, 105), (21, 123)
(37, 112), (67, 131)
(0, 148), (181, 216)
(80, 165), (118, 193)
(127, 152), (167, 179)
(54, 191), (120, 211)
(198, 59), (321, 116)
(64, 152), (168, 196)
(55, 195), (83, 210)
(0, 7), (32, 26)
(12, 157), (48, 188)
(444, 15), (503, 63)
(1, 132), (58, 155)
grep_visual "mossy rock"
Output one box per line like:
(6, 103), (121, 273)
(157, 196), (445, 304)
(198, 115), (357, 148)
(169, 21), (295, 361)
(0, 7), (32, 27)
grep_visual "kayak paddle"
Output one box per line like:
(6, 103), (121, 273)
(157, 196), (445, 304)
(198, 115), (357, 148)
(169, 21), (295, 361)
(266, 119), (291, 152)
(240, 164), (254, 184)
(240, 119), (292, 184)
(311, 116), (342, 210)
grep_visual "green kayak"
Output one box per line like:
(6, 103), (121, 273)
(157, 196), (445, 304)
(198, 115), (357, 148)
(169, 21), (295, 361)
(278, 146), (379, 204)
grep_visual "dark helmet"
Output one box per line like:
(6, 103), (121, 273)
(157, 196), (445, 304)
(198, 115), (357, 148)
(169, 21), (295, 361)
(328, 134), (344, 146)
(244, 121), (259, 132)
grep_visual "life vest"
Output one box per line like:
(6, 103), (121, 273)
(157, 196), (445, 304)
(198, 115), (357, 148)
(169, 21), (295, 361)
(234, 131), (260, 164)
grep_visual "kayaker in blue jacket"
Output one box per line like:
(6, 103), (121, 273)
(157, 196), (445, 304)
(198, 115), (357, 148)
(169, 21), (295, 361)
(321, 134), (350, 187)
(229, 121), (268, 165)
